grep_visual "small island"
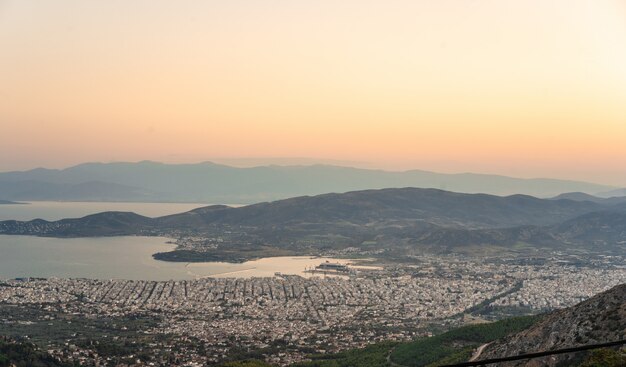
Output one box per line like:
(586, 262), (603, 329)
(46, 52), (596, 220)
(0, 199), (24, 205)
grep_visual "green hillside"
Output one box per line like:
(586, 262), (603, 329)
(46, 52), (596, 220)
(292, 316), (539, 367)
(0, 339), (70, 367)
(390, 316), (539, 366)
(293, 341), (397, 367)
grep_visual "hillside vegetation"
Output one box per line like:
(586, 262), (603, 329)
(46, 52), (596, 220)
(479, 283), (626, 366)
(390, 316), (539, 366)
(0, 339), (70, 367)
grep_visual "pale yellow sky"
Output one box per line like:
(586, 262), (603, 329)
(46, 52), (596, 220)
(1, 1), (626, 185)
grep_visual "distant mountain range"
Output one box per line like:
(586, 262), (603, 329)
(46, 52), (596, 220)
(479, 283), (626, 366)
(1, 188), (625, 261)
(598, 188), (626, 198)
(551, 192), (626, 204)
(0, 161), (621, 203)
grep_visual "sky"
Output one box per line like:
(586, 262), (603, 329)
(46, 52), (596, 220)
(1, 0), (626, 185)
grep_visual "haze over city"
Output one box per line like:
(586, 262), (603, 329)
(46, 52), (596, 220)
(2, 0), (626, 185)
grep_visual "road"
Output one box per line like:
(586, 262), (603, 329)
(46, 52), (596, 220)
(469, 342), (492, 362)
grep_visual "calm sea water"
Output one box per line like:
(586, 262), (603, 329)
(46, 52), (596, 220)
(0, 202), (349, 280)
(0, 235), (349, 280)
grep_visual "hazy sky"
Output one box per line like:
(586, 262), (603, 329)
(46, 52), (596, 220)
(1, 1), (626, 185)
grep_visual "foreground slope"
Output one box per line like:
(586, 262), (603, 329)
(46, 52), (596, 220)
(389, 316), (540, 366)
(297, 284), (625, 367)
(478, 284), (626, 366)
(0, 338), (70, 367)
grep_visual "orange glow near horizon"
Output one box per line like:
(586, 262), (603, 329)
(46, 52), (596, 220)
(1, 1), (626, 185)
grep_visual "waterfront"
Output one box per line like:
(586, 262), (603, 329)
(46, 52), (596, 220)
(1, 201), (360, 280)
(0, 235), (352, 281)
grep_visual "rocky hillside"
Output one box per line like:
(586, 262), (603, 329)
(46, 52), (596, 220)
(478, 283), (626, 366)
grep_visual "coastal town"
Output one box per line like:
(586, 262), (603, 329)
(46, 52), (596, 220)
(1, 253), (624, 366)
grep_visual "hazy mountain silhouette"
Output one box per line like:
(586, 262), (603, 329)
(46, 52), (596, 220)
(597, 188), (626, 198)
(0, 161), (617, 203)
(0, 180), (156, 202)
(551, 192), (626, 204)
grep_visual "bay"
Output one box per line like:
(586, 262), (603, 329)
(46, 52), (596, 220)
(0, 201), (352, 280)
(0, 235), (350, 281)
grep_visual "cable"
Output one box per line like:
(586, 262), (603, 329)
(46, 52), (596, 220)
(440, 339), (626, 367)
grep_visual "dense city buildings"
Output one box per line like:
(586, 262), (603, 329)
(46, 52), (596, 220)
(1, 253), (624, 366)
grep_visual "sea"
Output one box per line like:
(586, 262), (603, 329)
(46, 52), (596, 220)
(0, 201), (350, 281)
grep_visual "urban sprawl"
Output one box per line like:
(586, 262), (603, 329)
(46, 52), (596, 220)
(1, 254), (624, 366)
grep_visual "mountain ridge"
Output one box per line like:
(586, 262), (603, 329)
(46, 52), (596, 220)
(1, 188), (625, 260)
(0, 161), (618, 203)
(551, 192), (626, 204)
